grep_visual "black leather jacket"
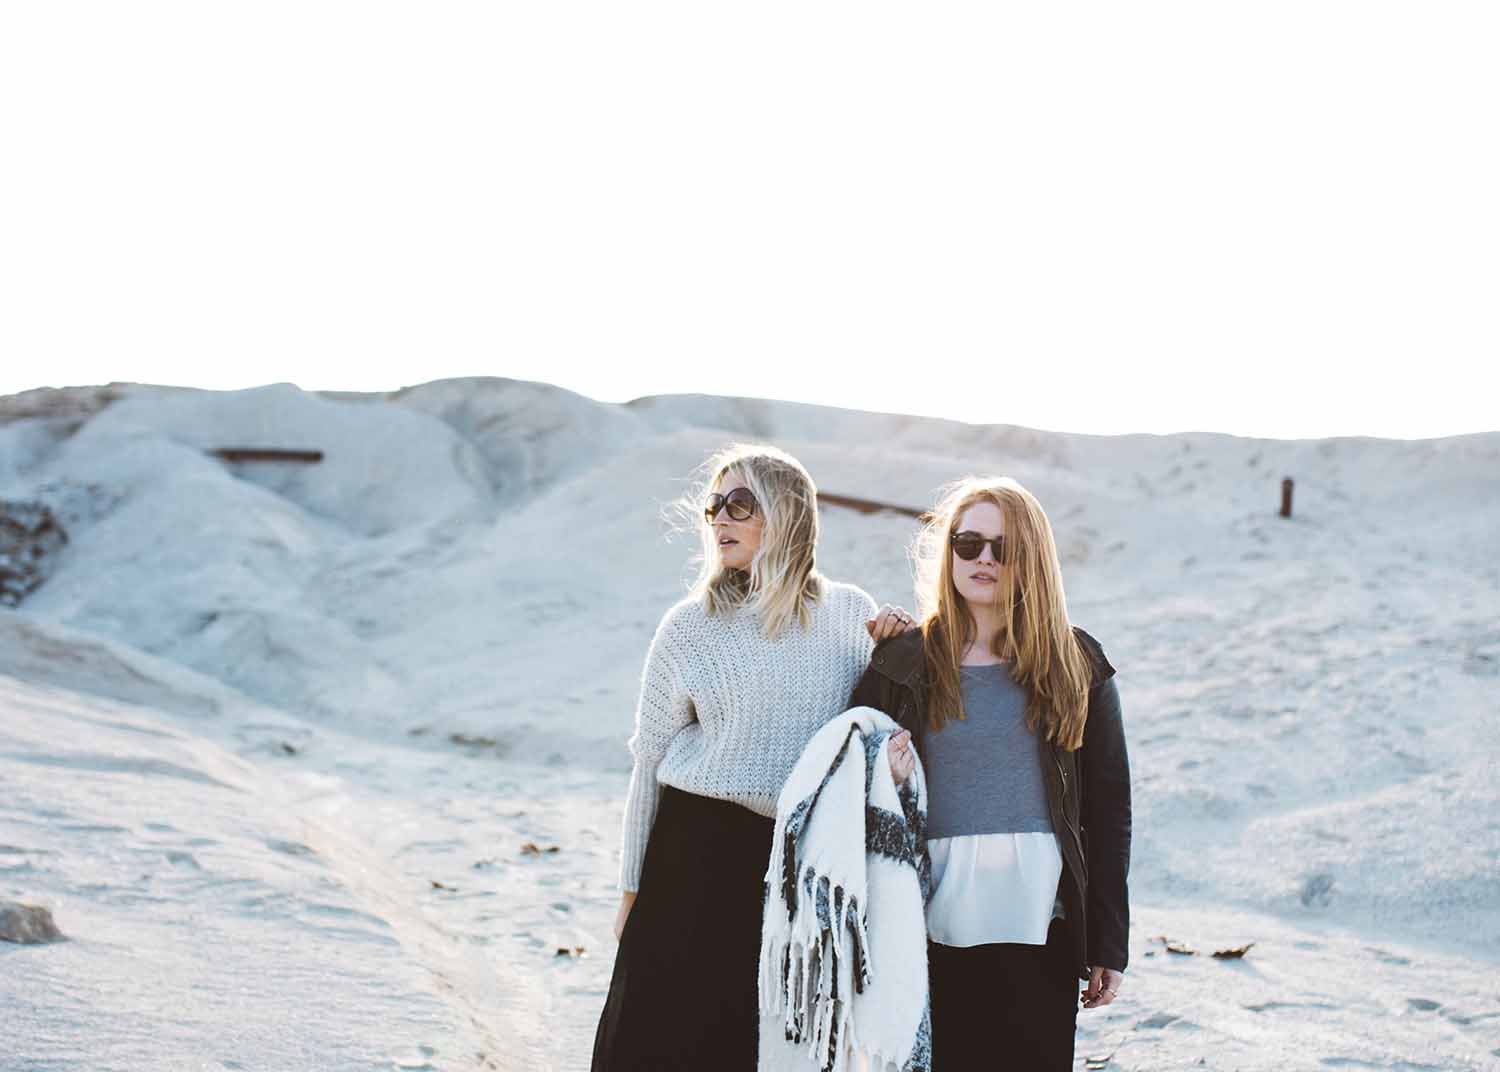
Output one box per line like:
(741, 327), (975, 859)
(847, 626), (1131, 978)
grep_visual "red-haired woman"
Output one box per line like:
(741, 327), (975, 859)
(850, 475), (1132, 1071)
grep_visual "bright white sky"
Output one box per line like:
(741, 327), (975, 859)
(2, 3), (1496, 439)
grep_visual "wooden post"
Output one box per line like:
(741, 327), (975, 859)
(1280, 478), (1294, 518)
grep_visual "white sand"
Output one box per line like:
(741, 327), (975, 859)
(1, 378), (1497, 1070)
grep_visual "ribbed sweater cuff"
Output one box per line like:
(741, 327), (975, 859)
(618, 762), (661, 891)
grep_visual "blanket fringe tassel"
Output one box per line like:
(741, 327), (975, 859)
(760, 873), (874, 1072)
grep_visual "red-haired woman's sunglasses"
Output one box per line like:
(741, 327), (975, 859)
(705, 488), (759, 523)
(950, 531), (1006, 561)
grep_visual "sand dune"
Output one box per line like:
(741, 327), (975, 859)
(2, 378), (1497, 1070)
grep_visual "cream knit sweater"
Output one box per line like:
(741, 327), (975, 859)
(619, 579), (878, 890)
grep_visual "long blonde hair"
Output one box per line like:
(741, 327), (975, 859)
(911, 476), (1093, 749)
(677, 443), (823, 638)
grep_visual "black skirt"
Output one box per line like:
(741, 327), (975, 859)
(928, 918), (1080, 1071)
(592, 785), (775, 1072)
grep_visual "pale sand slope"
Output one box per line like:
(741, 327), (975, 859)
(1, 378), (1497, 1070)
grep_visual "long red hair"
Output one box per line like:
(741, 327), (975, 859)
(911, 476), (1093, 749)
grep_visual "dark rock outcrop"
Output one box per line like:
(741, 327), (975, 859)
(0, 900), (65, 943)
(0, 500), (67, 606)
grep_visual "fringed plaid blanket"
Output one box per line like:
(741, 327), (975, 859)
(758, 707), (931, 1072)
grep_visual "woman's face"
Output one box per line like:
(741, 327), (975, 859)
(951, 501), (1006, 607)
(709, 471), (764, 571)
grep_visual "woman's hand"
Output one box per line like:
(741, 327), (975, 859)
(613, 891), (637, 941)
(866, 604), (919, 641)
(887, 729), (915, 784)
(1080, 966), (1123, 1009)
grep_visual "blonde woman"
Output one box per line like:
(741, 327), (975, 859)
(849, 476), (1131, 1071)
(592, 444), (915, 1071)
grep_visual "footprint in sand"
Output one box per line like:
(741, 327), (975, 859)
(1463, 647), (1500, 677)
(1135, 1012), (1181, 1029)
(1299, 872), (1335, 908)
(1244, 1001), (1338, 1013)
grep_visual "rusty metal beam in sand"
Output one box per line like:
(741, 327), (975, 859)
(816, 492), (927, 520)
(208, 448), (325, 464)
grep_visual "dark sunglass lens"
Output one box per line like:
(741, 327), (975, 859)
(725, 488), (757, 520)
(952, 535), (983, 560)
(704, 494), (724, 523)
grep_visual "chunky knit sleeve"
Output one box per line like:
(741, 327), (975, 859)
(618, 606), (696, 890)
(844, 583), (878, 663)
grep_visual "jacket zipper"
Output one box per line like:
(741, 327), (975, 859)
(1056, 753), (1088, 875)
